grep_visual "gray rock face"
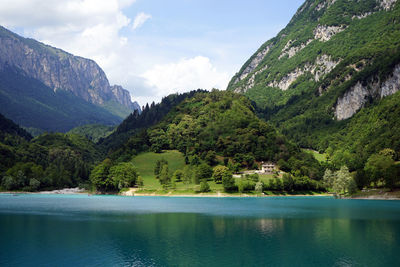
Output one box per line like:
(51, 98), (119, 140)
(234, 44), (272, 83)
(335, 64), (400, 120)
(268, 54), (340, 91)
(380, 0), (397, 11)
(0, 26), (138, 112)
(314, 25), (346, 42)
(334, 82), (371, 121)
(315, 0), (337, 11)
(279, 39), (312, 60)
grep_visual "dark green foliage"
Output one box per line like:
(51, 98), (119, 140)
(238, 179), (256, 193)
(109, 90), (323, 181)
(172, 169), (184, 182)
(154, 159), (168, 177)
(204, 150), (217, 166)
(109, 162), (139, 190)
(90, 159), (113, 192)
(283, 173), (294, 191)
(227, 0), (400, 191)
(364, 150), (399, 189)
(159, 164), (171, 189)
(222, 172), (235, 192)
(0, 114), (101, 191)
(90, 160), (139, 192)
(212, 165), (230, 184)
(68, 124), (114, 143)
(194, 163), (213, 184)
(100, 90), (206, 152)
(199, 180), (210, 193)
(0, 113), (32, 141)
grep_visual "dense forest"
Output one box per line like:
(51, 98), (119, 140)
(0, 113), (102, 191)
(99, 89), (207, 152)
(90, 90), (325, 193)
(0, 90), (327, 193)
(1, 88), (399, 194)
(227, 0), (400, 192)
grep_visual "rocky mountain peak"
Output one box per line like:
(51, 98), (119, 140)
(0, 25), (139, 114)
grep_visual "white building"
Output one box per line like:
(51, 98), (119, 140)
(261, 162), (275, 174)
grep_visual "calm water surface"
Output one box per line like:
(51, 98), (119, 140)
(0, 194), (399, 266)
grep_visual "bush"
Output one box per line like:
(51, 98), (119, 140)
(212, 165), (230, 183)
(222, 172), (235, 192)
(238, 179), (255, 193)
(195, 164), (213, 184)
(255, 181), (264, 193)
(199, 180), (210, 192)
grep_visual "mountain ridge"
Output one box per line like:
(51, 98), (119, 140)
(0, 25), (140, 112)
(228, 0), (399, 115)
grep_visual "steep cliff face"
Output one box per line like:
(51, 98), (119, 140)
(0, 26), (138, 113)
(335, 64), (400, 120)
(110, 85), (140, 111)
(227, 0), (400, 150)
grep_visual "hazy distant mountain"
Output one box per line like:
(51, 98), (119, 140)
(0, 26), (140, 132)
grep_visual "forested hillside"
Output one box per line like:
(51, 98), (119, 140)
(90, 90), (323, 193)
(228, 0), (400, 189)
(0, 113), (102, 191)
(100, 90), (207, 152)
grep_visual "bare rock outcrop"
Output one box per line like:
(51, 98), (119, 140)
(335, 64), (400, 120)
(234, 44), (272, 83)
(268, 55), (340, 91)
(379, 0), (397, 11)
(315, 0), (337, 11)
(0, 26), (138, 112)
(279, 39), (313, 60)
(314, 25), (346, 42)
(234, 65), (268, 93)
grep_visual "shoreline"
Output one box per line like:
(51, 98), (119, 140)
(0, 191), (333, 198)
(1, 188), (399, 200)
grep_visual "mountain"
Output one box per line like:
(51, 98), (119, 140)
(227, 0), (400, 166)
(0, 25), (140, 132)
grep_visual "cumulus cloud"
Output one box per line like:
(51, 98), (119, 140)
(141, 56), (231, 103)
(0, 0), (134, 70)
(0, 0), (233, 106)
(0, 0), (140, 96)
(132, 12), (152, 30)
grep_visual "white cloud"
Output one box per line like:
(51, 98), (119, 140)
(0, 0), (139, 96)
(132, 12), (152, 30)
(0, 1), (235, 106)
(141, 56), (231, 103)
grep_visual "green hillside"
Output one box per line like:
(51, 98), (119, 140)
(90, 90), (324, 193)
(68, 124), (115, 143)
(0, 113), (102, 191)
(228, 0), (400, 174)
(0, 67), (122, 132)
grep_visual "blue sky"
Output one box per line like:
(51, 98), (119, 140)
(0, 0), (304, 105)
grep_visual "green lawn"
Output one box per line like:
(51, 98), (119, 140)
(131, 150), (226, 193)
(132, 150), (321, 195)
(302, 149), (327, 163)
(132, 150), (185, 189)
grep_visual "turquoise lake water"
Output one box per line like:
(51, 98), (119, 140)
(0, 194), (399, 266)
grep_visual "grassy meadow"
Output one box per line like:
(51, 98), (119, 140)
(131, 150), (225, 193)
